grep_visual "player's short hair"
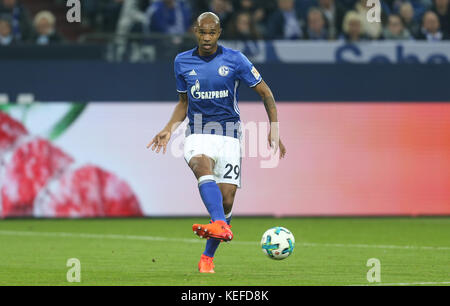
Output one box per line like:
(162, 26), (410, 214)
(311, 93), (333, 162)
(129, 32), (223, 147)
(196, 12), (221, 28)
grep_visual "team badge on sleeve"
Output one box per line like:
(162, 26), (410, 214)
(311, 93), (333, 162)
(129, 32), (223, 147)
(251, 66), (260, 80)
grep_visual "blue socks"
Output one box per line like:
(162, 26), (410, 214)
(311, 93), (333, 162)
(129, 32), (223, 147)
(198, 175), (233, 258)
(203, 213), (232, 258)
(198, 175), (226, 222)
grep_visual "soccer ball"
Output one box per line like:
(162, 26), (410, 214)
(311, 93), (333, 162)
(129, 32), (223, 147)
(261, 227), (295, 260)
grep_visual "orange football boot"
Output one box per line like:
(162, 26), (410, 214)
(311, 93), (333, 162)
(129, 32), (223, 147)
(198, 254), (215, 273)
(192, 220), (233, 242)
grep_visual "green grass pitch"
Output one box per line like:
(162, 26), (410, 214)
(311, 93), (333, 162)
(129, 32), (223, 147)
(0, 217), (448, 286)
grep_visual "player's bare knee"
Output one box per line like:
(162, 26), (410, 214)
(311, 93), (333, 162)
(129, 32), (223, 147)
(189, 156), (213, 178)
(191, 163), (210, 177)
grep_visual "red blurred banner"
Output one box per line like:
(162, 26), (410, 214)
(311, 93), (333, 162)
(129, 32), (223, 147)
(240, 103), (450, 216)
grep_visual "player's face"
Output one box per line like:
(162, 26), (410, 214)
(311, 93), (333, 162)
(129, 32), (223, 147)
(195, 21), (221, 55)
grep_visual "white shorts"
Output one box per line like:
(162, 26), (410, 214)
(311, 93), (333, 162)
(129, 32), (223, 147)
(184, 134), (242, 187)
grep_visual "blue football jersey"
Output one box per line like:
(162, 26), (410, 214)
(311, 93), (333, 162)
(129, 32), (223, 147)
(174, 45), (262, 138)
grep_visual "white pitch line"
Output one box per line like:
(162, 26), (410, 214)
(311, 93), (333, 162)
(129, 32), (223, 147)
(299, 242), (450, 251)
(0, 230), (207, 244)
(0, 230), (449, 251)
(349, 281), (450, 286)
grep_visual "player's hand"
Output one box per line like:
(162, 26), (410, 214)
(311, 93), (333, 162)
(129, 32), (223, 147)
(147, 130), (171, 154)
(278, 138), (286, 159)
(268, 127), (286, 159)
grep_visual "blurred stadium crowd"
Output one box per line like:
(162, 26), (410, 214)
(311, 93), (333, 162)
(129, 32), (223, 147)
(0, 0), (449, 46)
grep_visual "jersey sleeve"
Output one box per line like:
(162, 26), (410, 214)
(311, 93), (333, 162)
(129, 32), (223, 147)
(174, 57), (187, 93)
(236, 52), (262, 88)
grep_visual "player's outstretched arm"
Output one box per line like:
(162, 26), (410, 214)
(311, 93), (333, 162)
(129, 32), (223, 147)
(252, 80), (286, 159)
(147, 93), (188, 154)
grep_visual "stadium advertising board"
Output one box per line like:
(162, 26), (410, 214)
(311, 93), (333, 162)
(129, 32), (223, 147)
(1, 102), (449, 218)
(222, 41), (450, 63)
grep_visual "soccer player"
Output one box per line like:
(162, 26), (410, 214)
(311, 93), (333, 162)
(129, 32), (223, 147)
(147, 12), (286, 273)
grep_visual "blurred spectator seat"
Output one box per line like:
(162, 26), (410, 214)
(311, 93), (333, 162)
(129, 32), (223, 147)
(21, 0), (94, 42)
(146, 0), (191, 34)
(224, 11), (261, 40)
(399, 1), (422, 37)
(317, 0), (346, 39)
(266, 0), (303, 39)
(209, 0), (233, 30)
(416, 10), (449, 40)
(116, 0), (148, 36)
(32, 10), (63, 45)
(382, 13), (413, 39)
(431, 0), (450, 35)
(304, 7), (329, 40)
(0, 0), (32, 41)
(0, 14), (15, 45)
(340, 10), (369, 42)
(83, 0), (124, 32)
